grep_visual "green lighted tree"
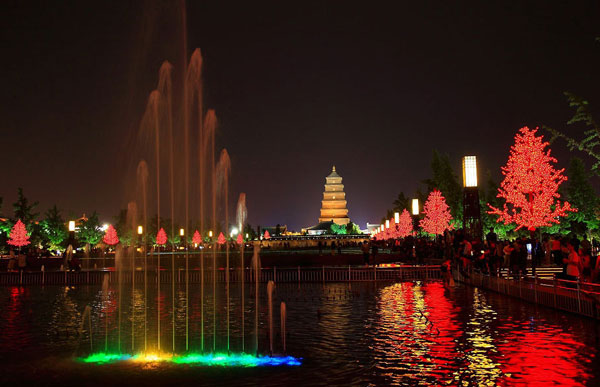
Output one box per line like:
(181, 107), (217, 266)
(328, 223), (346, 235)
(41, 205), (68, 251)
(77, 211), (103, 246)
(563, 157), (600, 235)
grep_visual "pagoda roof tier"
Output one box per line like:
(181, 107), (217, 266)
(321, 200), (347, 208)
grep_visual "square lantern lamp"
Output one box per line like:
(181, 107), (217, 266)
(462, 156), (478, 188)
(411, 199), (419, 216)
(394, 212), (400, 224)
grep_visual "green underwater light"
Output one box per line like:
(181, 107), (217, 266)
(79, 352), (301, 367)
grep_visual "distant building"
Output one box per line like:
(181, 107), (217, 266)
(366, 223), (381, 234)
(318, 166), (350, 225)
(261, 225), (288, 237)
(303, 220), (335, 236)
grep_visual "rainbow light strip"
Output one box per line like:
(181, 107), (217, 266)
(79, 352), (302, 367)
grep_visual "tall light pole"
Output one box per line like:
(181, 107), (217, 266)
(462, 156), (482, 241)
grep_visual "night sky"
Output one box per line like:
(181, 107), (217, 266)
(2, 1), (600, 231)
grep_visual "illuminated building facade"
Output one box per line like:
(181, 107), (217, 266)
(319, 166), (350, 225)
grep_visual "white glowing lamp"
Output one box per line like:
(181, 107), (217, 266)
(462, 155), (478, 188)
(208, 230), (213, 238)
(101, 223), (109, 231)
(179, 228), (185, 236)
(412, 199), (419, 215)
(394, 212), (400, 223)
(68, 220), (76, 232)
(385, 219), (390, 229)
(137, 225), (143, 235)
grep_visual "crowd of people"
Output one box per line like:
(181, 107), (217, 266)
(374, 228), (600, 284)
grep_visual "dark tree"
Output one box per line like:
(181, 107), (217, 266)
(423, 150), (462, 223)
(545, 93), (600, 173)
(392, 192), (410, 213)
(13, 188), (39, 225)
(564, 157), (599, 235)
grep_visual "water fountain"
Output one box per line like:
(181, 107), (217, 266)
(77, 47), (300, 367)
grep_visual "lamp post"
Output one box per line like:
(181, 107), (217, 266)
(137, 225), (144, 256)
(462, 156), (482, 241)
(411, 199), (420, 259)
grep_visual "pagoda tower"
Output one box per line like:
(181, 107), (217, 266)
(319, 166), (350, 225)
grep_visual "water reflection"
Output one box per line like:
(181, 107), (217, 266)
(0, 282), (597, 386)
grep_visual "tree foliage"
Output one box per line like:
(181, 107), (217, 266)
(420, 189), (454, 235)
(8, 219), (31, 248)
(545, 93), (600, 173)
(423, 150), (462, 224)
(41, 205), (68, 251)
(560, 157), (600, 235)
(488, 127), (575, 231)
(103, 224), (119, 246)
(13, 188), (39, 225)
(77, 211), (103, 246)
(397, 209), (414, 238)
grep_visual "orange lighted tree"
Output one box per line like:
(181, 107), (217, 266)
(192, 230), (202, 245)
(397, 209), (414, 238)
(8, 219), (31, 249)
(488, 127), (575, 231)
(156, 227), (168, 245)
(217, 232), (226, 245)
(420, 189), (454, 235)
(103, 224), (119, 246)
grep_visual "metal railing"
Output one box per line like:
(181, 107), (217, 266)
(0, 265), (441, 286)
(455, 270), (600, 320)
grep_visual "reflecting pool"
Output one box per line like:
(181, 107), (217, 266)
(0, 281), (598, 385)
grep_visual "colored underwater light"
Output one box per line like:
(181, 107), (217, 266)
(79, 352), (302, 367)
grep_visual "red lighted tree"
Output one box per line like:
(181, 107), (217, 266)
(103, 224), (119, 246)
(236, 233), (243, 245)
(192, 230), (202, 245)
(263, 230), (270, 240)
(217, 232), (226, 245)
(397, 209), (414, 238)
(488, 127), (575, 231)
(420, 189), (454, 235)
(156, 227), (168, 245)
(8, 219), (31, 249)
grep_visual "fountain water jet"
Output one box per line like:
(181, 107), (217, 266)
(267, 281), (275, 355)
(251, 245), (261, 355)
(236, 193), (247, 351)
(281, 302), (286, 353)
(217, 149), (231, 352)
(136, 160), (149, 352)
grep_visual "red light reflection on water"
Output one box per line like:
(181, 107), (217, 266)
(496, 320), (592, 386)
(0, 287), (31, 351)
(373, 282), (596, 386)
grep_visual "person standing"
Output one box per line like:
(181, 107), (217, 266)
(563, 241), (581, 283)
(361, 242), (370, 266)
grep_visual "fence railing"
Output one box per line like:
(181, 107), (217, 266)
(455, 270), (600, 320)
(0, 265), (441, 286)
